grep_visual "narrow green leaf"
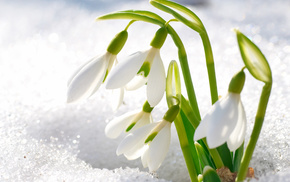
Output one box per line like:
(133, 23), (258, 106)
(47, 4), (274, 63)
(236, 30), (272, 83)
(121, 10), (166, 23)
(233, 142), (244, 172)
(216, 143), (233, 171)
(195, 142), (215, 169)
(179, 110), (202, 175)
(96, 11), (165, 27)
(202, 166), (221, 182)
(150, 0), (204, 32)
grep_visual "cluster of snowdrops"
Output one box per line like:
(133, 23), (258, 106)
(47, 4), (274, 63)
(66, 0), (272, 182)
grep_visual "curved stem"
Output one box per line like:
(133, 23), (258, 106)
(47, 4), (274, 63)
(125, 20), (136, 30)
(166, 24), (224, 169)
(236, 82), (272, 181)
(199, 31), (219, 104)
(166, 24), (201, 121)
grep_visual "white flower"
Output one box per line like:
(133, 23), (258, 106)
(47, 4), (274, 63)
(116, 120), (172, 172)
(67, 52), (116, 103)
(194, 93), (246, 151)
(105, 110), (153, 139)
(105, 47), (166, 107)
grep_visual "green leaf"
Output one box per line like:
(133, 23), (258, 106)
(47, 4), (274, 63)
(179, 110), (202, 175)
(216, 143), (233, 172)
(202, 166), (221, 182)
(195, 142), (215, 169)
(150, 0), (204, 33)
(236, 30), (272, 83)
(233, 142), (244, 172)
(96, 11), (165, 27)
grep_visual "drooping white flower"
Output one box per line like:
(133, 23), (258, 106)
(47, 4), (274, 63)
(67, 29), (128, 104)
(67, 52), (116, 103)
(105, 47), (166, 107)
(116, 119), (172, 172)
(105, 110), (153, 139)
(194, 70), (247, 151)
(194, 93), (246, 151)
(105, 100), (154, 139)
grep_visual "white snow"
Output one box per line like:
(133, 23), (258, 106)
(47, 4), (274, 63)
(0, 0), (289, 181)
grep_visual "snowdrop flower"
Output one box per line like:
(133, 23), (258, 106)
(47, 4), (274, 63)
(194, 70), (246, 151)
(105, 27), (168, 107)
(117, 104), (179, 172)
(67, 30), (128, 103)
(105, 101), (154, 139)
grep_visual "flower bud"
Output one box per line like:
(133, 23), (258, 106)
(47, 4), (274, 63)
(107, 30), (128, 55)
(228, 70), (246, 94)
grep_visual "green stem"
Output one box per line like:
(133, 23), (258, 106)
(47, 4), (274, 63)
(236, 82), (272, 181)
(166, 24), (201, 120)
(199, 32), (219, 104)
(150, 0), (219, 105)
(175, 114), (199, 182)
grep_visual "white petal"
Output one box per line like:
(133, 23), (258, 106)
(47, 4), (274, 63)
(147, 122), (171, 172)
(110, 88), (124, 111)
(90, 53), (116, 96)
(130, 112), (153, 132)
(67, 54), (108, 103)
(67, 57), (96, 87)
(227, 99), (247, 151)
(116, 122), (158, 156)
(124, 143), (147, 160)
(105, 110), (139, 139)
(146, 51), (166, 107)
(141, 146), (149, 168)
(105, 51), (149, 89)
(125, 75), (148, 90)
(194, 113), (211, 141)
(207, 93), (240, 148)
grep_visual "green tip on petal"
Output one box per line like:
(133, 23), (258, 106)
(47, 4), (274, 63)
(235, 29), (272, 83)
(137, 62), (151, 77)
(202, 166), (221, 182)
(125, 122), (136, 132)
(228, 69), (246, 94)
(107, 30), (128, 55)
(142, 100), (154, 113)
(145, 132), (158, 143)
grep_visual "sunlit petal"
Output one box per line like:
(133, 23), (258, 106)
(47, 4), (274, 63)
(147, 51), (166, 107)
(194, 113), (211, 141)
(67, 54), (108, 103)
(109, 88), (124, 111)
(130, 112), (153, 132)
(116, 123), (158, 156)
(147, 122), (171, 172)
(141, 146), (149, 168)
(124, 143), (148, 160)
(207, 93), (240, 148)
(67, 56), (96, 87)
(105, 110), (139, 139)
(227, 100), (247, 151)
(105, 51), (149, 89)
(90, 53), (116, 96)
(125, 75), (148, 90)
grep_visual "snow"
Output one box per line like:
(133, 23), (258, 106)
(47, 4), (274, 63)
(0, 0), (289, 181)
